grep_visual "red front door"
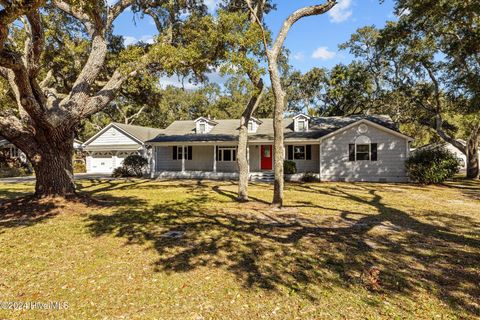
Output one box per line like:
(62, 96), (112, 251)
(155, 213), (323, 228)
(261, 145), (273, 170)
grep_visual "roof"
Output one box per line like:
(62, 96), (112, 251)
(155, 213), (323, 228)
(83, 122), (164, 146)
(112, 123), (164, 142)
(147, 115), (403, 143)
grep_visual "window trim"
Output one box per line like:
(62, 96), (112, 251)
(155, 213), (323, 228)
(293, 145), (306, 160)
(348, 143), (378, 162)
(247, 121), (254, 133)
(173, 146), (192, 160)
(198, 122), (206, 134)
(217, 147), (237, 162)
(287, 145), (312, 161)
(297, 119), (307, 132)
(355, 144), (371, 161)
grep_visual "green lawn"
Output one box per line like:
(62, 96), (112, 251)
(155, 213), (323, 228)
(0, 179), (479, 319)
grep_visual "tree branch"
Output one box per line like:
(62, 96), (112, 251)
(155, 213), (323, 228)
(270, 1), (336, 59)
(52, 0), (96, 36)
(24, 10), (44, 77)
(107, 0), (136, 30)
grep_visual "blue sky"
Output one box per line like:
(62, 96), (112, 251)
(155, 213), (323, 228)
(112, 0), (397, 86)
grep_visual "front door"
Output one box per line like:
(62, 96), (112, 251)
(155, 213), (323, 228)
(261, 145), (273, 170)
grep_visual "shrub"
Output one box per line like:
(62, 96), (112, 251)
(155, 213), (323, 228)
(112, 167), (130, 178)
(112, 154), (148, 178)
(0, 153), (30, 177)
(302, 172), (318, 183)
(284, 160), (297, 174)
(406, 147), (460, 184)
(73, 161), (86, 173)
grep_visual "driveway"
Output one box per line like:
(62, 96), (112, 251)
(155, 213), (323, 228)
(0, 173), (113, 183)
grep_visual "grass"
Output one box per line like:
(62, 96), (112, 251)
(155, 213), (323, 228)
(0, 178), (479, 319)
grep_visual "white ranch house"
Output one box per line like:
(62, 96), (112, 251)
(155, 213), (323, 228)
(82, 115), (413, 182)
(146, 114), (413, 182)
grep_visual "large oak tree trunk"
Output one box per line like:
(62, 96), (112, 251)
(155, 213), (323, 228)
(466, 136), (479, 179)
(21, 132), (76, 197)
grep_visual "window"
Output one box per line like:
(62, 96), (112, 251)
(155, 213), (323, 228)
(217, 147), (236, 162)
(287, 145), (312, 161)
(356, 144), (370, 160)
(173, 146), (193, 160)
(248, 121), (254, 133)
(349, 143), (378, 161)
(199, 123), (206, 134)
(294, 146), (305, 160)
(297, 120), (306, 132)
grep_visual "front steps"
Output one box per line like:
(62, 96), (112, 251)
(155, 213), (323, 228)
(249, 171), (274, 182)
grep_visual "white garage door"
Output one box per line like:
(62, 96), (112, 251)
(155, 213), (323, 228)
(88, 152), (115, 173)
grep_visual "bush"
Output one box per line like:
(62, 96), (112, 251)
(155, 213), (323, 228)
(406, 147), (460, 184)
(112, 154), (148, 178)
(302, 172), (318, 183)
(0, 153), (30, 177)
(73, 161), (86, 173)
(112, 166), (130, 178)
(284, 160), (297, 174)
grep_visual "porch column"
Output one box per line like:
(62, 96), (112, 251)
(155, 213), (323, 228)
(149, 147), (155, 179)
(213, 145), (217, 173)
(319, 142), (322, 180)
(246, 146), (250, 172)
(182, 145), (186, 172)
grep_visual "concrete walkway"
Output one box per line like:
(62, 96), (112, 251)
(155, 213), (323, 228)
(0, 173), (113, 183)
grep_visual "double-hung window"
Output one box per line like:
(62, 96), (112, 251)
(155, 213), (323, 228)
(349, 143), (378, 161)
(173, 146), (192, 160)
(287, 145), (312, 161)
(217, 147), (237, 162)
(297, 120), (306, 132)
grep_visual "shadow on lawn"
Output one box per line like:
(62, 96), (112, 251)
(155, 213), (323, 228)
(0, 180), (148, 234)
(86, 182), (480, 316)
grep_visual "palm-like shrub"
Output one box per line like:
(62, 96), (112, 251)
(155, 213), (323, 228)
(112, 155), (148, 178)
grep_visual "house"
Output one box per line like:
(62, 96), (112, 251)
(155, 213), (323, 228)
(147, 115), (413, 182)
(0, 136), (83, 164)
(82, 122), (163, 174)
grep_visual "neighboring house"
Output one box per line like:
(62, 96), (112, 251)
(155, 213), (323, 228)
(82, 123), (163, 174)
(147, 115), (413, 182)
(0, 136), (83, 164)
(414, 141), (479, 171)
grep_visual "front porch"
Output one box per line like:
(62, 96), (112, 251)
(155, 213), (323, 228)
(151, 143), (320, 181)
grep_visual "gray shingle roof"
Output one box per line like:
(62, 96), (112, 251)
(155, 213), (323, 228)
(112, 123), (164, 142)
(147, 115), (400, 143)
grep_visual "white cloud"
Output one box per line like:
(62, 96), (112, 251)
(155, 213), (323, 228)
(311, 47), (336, 60)
(328, 0), (353, 23)
(123, 35), (154, 46)
(292, 52), (305, 61)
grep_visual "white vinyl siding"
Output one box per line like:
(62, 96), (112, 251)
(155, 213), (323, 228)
(320, 123), (408, 182)
(89, 127), (140, 147)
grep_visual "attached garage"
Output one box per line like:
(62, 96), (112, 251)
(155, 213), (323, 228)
(82, 123), (163, 174)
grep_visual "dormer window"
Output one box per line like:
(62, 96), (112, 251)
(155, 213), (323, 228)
(194, 117), (218, 134)
(199, 123), (206, 134)
(247, 117), (262, 133)
(297, 119), (306, 132)
(293, 114), (310, 132)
